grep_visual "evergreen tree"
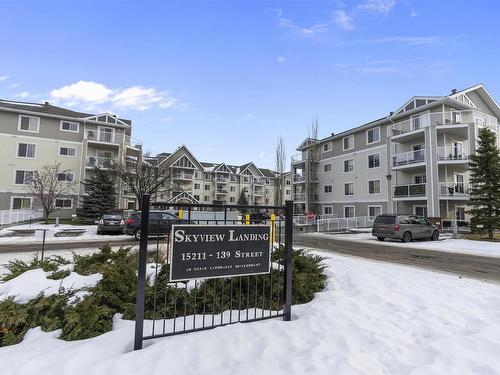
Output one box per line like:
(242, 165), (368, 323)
(237, 190), (249, 214)
(467, 127), (500, 239)
(78, 168), (117, 223)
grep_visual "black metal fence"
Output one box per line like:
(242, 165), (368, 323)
(133, 195), (293, 350)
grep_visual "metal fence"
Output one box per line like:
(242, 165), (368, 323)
(0, 209), (44, 226)
(316, 216), (375, 232)
(133, 196), (293, 350)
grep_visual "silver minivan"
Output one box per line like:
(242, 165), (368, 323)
(372, 214), (439, 242)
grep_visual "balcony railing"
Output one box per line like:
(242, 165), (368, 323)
(293, 175), (305, 182)
(439, 182), (470, 197)
(291, 153), (305, 163)
(437, 145), (469, 161)
(393, 183), (426, 197)
(86, 156), (115, 168)
(388, 110), (498, 137)
(392, 149), (426, 167)
(293, 193), (306, 202)
(85, 130), (142, 147)
(172, 172), (194, 180)
(216, 189), (228, 194)
(254, 178), (266, 185)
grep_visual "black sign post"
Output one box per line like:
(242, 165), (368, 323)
(170, 225), (271, 281)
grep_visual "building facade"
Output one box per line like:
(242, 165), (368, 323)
(0, 99), (142, 217)
(149, 145), (291, 207)
(292, 84), (500, 222)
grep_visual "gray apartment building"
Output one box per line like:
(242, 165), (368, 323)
(292, 84), (500, 223)
(0, 99), (142, 217)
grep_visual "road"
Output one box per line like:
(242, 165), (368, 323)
(294, 233), (500, 283)
(0, 238), (136, 254)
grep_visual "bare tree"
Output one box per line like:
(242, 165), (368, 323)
(29, 162), (76, 223)
(274, 136), (286, 206)
(307, 117), (319, 214)
(108, 155), (175, 209)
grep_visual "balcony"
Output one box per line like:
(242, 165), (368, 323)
(439, 182), (470, 198)
(437, 145), (469, 162)
(291, 153), (305, 164)
(293, 193), (306, 202)
(293, 174), (305, 183)
(216, 189), (228, 195)
(254, 178), (266, 185)
(215, 176), (228, 183)
(392, 149), (426, 168)
(86, 156), (115, 169)
(172, 172), (194, 180)
(393, 183), (426, 198)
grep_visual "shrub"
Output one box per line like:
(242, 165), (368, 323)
(2, 256), (70, 281)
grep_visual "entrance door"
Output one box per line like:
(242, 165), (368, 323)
(414, 205), (427, 217)
(452, 141), (463, 160)
(454, 173), (465, 194)
(413, 144), (425, 162)
(455, 206), (466, 221)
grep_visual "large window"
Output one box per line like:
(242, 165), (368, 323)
(368, 206), (382, 218)
(18, 115), (39, 133)
(366, 127), (380, 144)
(324, 164), (332, 172)
(57, 172), (74, 182)
(15, 170), (34, 185)
(324, 206), (333, 215)
(60, 121), (79, 132)
(344, 183), (354, 196)
(204, 184), (211, 191)
(194, 183), (201, 189)
(343, 135), (354, 151)
(368, 180), (381, 194)
(59, 147), (77, 157)
(11, 197), (32, 210)
(344, 159), (354, 173)
(323, 142), (332, 152)
(324, 185), (333, 193)
(55, 198), (73, 209)
(17, 143), (36, 158)
(368, 153), (380, 168)
(344, 206), (355, 218)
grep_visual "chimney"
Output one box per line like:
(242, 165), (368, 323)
(331, 132), (335, 137)
(389, 111), (394, 116)
(44, 101), (49, 106)
(451, 89), (457, 95)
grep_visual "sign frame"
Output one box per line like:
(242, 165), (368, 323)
(168, 223), (273, 282)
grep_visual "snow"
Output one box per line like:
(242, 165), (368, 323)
(0, 223), (130, 244)
(0, 269), (102, 303)
(308, 231), (500, 258)
(1, 251), (500, 374)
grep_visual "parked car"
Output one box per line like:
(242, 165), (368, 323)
(372, 214), (439, 243)
(97, 214), (125, 235)
(246, 212), (270, 224)
(125, 210), (187, 240)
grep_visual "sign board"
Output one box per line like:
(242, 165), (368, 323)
(169, 224), (271, 282)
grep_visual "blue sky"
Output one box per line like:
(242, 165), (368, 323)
(1, 0), (499, 168)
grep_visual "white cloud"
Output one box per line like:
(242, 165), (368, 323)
(15, 91), (31, 98)
(9, 83), (19, 89)
(259, 151), (265, 159)
(274, 9), (329, 36)
(0, 75), (8, 82)
(277, 56), (287, 64)
(50, 80), (178, 111)
(357, 0), (397, 15)
(374, 36), (442, 46)
(410, 8), (418, 17)
(333, 10), (353, 31)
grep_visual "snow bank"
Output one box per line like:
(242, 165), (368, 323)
(0, 269), (102, 303)
(1, 252), (500, 374)
(310, 232), (500, 258)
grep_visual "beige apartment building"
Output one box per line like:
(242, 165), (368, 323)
(148, 145), (292, 207)
(0, 99), (142, 218)
(292, 84), (500, 226)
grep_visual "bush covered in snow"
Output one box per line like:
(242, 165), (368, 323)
(0, 244), (327, 347)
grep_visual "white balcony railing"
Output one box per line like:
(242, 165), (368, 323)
(85, 130), (142, 147)
(437, 145), (469, 161)
(0, 209), (44, 226)
(388, 110), (498, 137)
(392, 149), (426, 167)
(86, 156), (115, 168)
(291, 153), (305, 163)
(317, 216), (376, 232)
(393, 183), (426, 197)
(172, 172), (194, 180)
(439, 182), (470, 197)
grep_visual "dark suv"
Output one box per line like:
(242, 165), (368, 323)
(125, 211), (186, 240)
(372, 214), (439, 243)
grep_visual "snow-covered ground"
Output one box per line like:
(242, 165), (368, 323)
(0, 223), (130, 244)
(1, 251), (500, 375)
(308, 231), (500, 258)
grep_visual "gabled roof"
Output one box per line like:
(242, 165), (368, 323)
(259, 168), (276, 178)
(213, 163), (232, 173)
(239, 162), (264, 177)
(449, 83), (500, 119)
(296, 137), (319, 151)
(158, 145), (204, 170)
(393, 96), (443, 116)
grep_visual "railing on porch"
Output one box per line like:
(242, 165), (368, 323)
(0, 209), (44, 226)
(316, 216), (376, 232)
(393, 183), (426, 197)
(392, 149), (426, 167)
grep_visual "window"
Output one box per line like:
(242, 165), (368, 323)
(59, 147), (77, 157)
(414, 175), (426, 184)
(265, 179), (270, 185)
(343, 135), (354, 150)
(230, 197), (235, 203)
(18, 115), (39, 133)
(286, 179), (291, 185)
(11, 197), (32, 210)
(15, 170), (34, 185)
(17, 143), (36, 158)
(323, 142), (332, 152)
(57, 172), (74, 182)
(60, 121), (79, 132)
(344, 206), (355, 218)
(366, 127), (380, 144)
(368, 206), (382, 218)
(368, 153), (380, 168)
(324, 185), (333, 193)
(414, 205), (428, 217)
(243, 176), (249, 183)
(204, 173), (211, 180)
(368, 180), (381, 194)
(194, 194), (200, 201)
(285, 189), (290, 195)
(344, 159), (354, 173)
(204, 184), (210, 191)
(204, 196), (210, 202)
(230, 186), (236, 192)
(194, 171), (201, 179)
(98, 127), (114, 142)
(324, 164), (332, 172)
(344, 183), (354, 196)
(194, 183), (200, 189)
(230, 175), (237, 182)
(324, 206), (333, 215)
(55, 198), (73, 209)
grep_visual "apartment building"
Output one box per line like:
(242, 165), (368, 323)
(292, 84), (500, 223)
(148, 145), (292, 207)
(0, 99), (142, 217)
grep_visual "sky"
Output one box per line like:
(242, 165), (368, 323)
(1, 0), (499, 169)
